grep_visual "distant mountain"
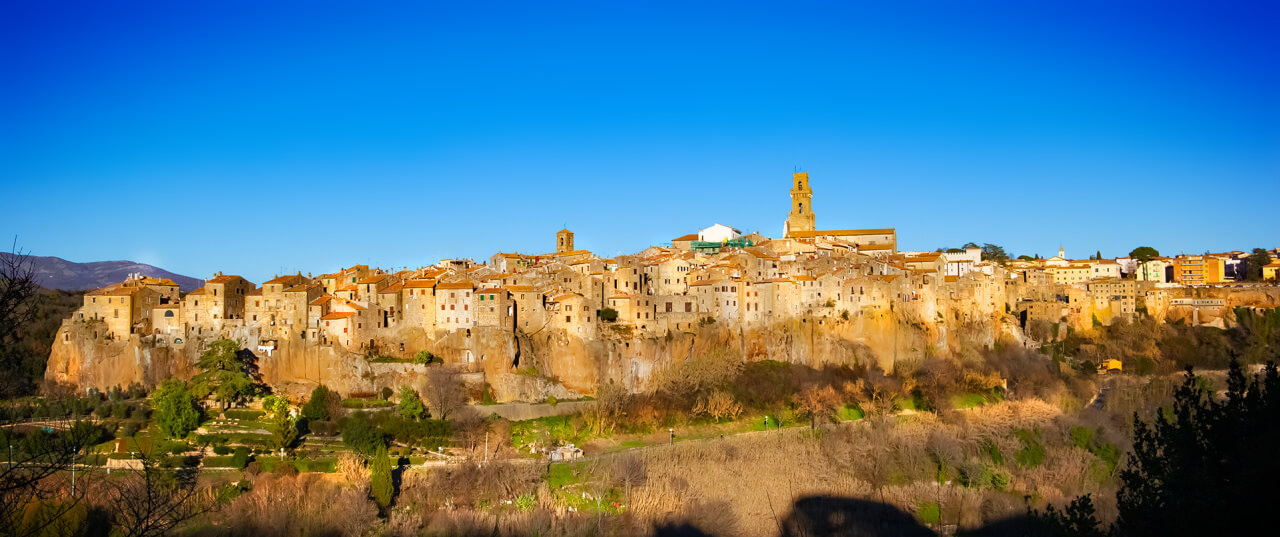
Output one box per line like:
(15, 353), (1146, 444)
(0, 253), (203, 292)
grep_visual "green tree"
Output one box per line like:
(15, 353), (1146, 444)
(152, 379), (200, 438)
(1246, 248), (1273, 281)
(396, 385), (426, 421)
(1036, 359), (1279, 536)
(301, 385), (333, 422)
(370, 444), (393, 508)
(597, 307), (619, 322)
(341, 415), (387, 457)
(965, 242), (1010, 264)
(262, 395), (298, 450)
(1129, 246), (1160, 278)
(191, 339), (257, 411)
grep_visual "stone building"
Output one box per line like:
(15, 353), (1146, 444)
(784, 171), (816, 236)
(556, 229), (575, 254)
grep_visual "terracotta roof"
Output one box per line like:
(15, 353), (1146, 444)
(788, 229), (895, 239)
(476, 288), (507, 297)
(435, 280), (476, 290)
(608, 292), (633, 299)
(505, 285), (535, 293)
(403, 279), (436, 289)
(548, 293), (582, 303)
(380, 282), (404, 294)
(138, 277), (179, 287)
(284, 283), (318, 293)
(357, 275), (387, 284)
(336, 285), (358, 292)
(858, 244), (895, 251)
(320, 312), (355, 320)
(154, 304), (179, 309)
(185, 288), (206, 296)
(673, 233), (699, 241)
(264, 275), (302, 285)
(207, 275), (244, 284)
(688, 280), (713, 287)
(309, 296), (334, 306)
(246, 289), (263, 296)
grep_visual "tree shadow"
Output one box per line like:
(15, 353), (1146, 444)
(776, 495), (935, 537)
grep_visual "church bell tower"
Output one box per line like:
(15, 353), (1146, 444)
(784, 171), (816, 237)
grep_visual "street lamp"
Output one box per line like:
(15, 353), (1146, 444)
(668, 428), (674, 445)
(764, 416), (769, 431)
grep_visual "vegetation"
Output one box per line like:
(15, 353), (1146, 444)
(262, 394), (299, 450)
(396, 385), (426, 420)
(1036, 359), (1278, 536)
(152, 379), (201, 438)
(370, 444), (393, 508)
(191, 338), (259, 411)
(596, 307), (619, 323)
(1246, 248), (1273, 281)
(301, 384), (339, 422)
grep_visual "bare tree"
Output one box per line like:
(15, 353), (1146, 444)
(102, 453), (216, 537)
(612, 454), (647, 509)
(424, 366), (467, 420)
(0, 421), (102, 537)
(0, 242), (40, 395)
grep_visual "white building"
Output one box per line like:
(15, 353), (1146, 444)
(944, 247), (983, 277)
(698, 224), (741, 244)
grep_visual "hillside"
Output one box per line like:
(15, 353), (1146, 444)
(0, 252), (202, 292)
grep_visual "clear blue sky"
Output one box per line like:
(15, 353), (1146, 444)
(2, 1), (1277, 283)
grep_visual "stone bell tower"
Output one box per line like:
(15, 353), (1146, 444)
(784, 171), (816, 237)
(556, 228), (575, 253)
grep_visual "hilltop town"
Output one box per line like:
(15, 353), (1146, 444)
(45, 172), (1280, 399)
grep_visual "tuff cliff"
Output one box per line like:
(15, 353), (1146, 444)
(45, 304), (1006, 401)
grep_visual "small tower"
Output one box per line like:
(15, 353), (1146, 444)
(1059, 245), (1065, 259)
(784, 171), (816, 237)
(556, 228), (575, 253)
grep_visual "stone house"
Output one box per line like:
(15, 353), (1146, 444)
(435, 280), (476, 331)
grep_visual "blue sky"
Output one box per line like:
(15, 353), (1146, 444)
(2, 1), (1277, 283)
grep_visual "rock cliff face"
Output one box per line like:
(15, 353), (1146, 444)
(46, 305), (1005, 401)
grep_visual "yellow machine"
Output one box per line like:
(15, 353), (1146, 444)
(1098, 359), (1123, 374)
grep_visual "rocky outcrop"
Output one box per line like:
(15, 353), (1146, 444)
(46, 305), (1006, 400)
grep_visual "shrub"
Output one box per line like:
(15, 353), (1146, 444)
(273, 460), (299, 476)
(223, 409), (264, 421)
(302, 385), (334, 422)
(342, 415), (388, 457)
(917, 501), (941, 524)
(597, 307), (619, 323)
(110, 402), (130, 419)
(380, 387), (393, 400)
(1015, 429), (1047, 468)
(309, 420), (341, 437)
(396, 386), (426, 421)
(93, 403), (111, 418)
(212, 445), (232, 456)
(1070, 426), (1095, 449)
(231, 446), (250, 469)
(244, 461), (261, 475)
(413, 350), (439, 364)
(370, 444), (393, 508)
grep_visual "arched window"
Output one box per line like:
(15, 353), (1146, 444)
(164, 310), (174, 318)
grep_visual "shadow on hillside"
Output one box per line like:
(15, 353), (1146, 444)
(651, 495), (1042, 537)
